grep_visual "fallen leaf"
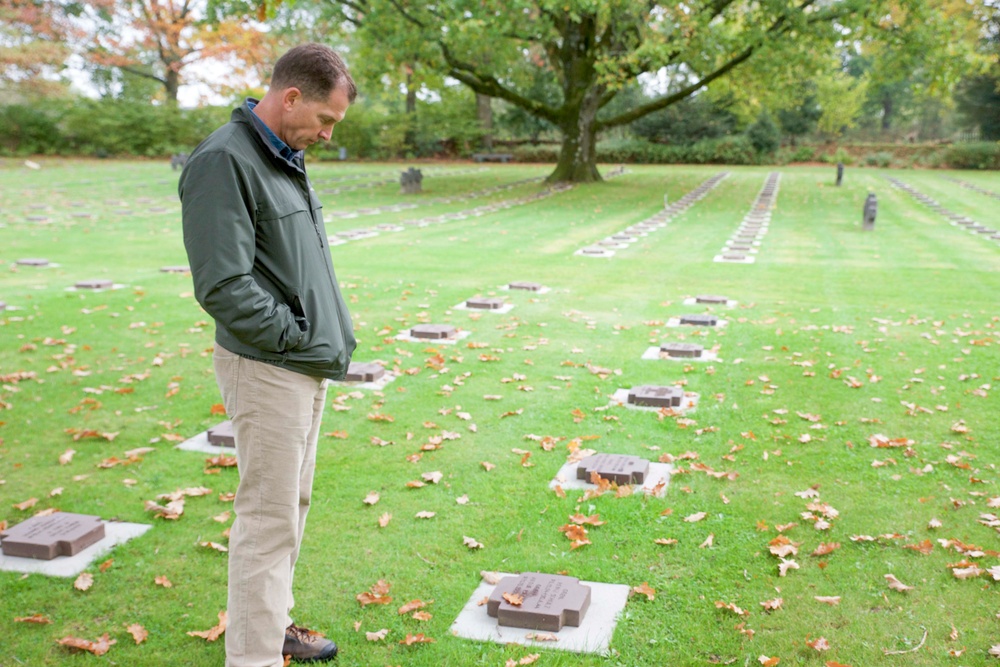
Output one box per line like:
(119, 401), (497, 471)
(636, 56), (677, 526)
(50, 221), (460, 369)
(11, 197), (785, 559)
(125, 623), (148, 644)
(58, 633), (116, 656)
(631, 582), (655, 600)
(398, 599), (432, 615)
(13, 497), (38, 511)
(503, 592), (524, 606)
(463, 535), (484, 549)
(814, 596), (841, 605)
(715, 601), (749, 617)
(155, 575), (173, 588)
(14, 614), (52, 624)
(760, 598), (783, 611)
(811, 542), (840, 557)
(378, 513), (392, 528)
(365, 628), (388, 641)
(357, 580), (393, 606)
(884, 573), (913, 592)
(806, 637), (830, 651)
(684, 511), (707, 523)
(399, 633), (435, 645)
(415, 511), (436, 519)
(74, 573), (93, 591)
(525, 632), (559, 641)
(758, 655), (779, 666)
(412, 611), (432, 621)
(187, 610), (227, 641)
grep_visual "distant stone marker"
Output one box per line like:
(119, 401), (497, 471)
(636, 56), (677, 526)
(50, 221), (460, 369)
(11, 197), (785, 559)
(160, 266), (189, 273)
(466, 297), (505, 310)
(0, 513), (106, 560)
(862, 193), (877, 231)
(207, 420), (235, 447)
(660, 342), (704, 358)
(722, 253), (747, 261)
(627, 385), (682, 408)
(345, 361), (385, 382)
(679, 314), (718, 326)
(576, 453), (650, 484)
(16, 258), (49, 266)
(487, 573), (591, 632)
(74, 279), (113, 290)
(0, 301), (7, 311)
(410, 324), (457, 340)
(508, 282), (542, 291)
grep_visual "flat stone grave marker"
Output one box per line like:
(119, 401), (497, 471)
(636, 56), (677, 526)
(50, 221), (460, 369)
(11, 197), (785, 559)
(610, 234), (635, 242)
(576, 453), (650, 484)
(466, 297), (505, 310)
(721, 253), (747, 261)
(679, 314), (718, 326)
(25, 215), (50, 222)
(627, 385), (682, 408)
(727, 244), (752, 252)
(487, 573), (591, 632)
(207, 420), (235, 447)
(75, 279), (114, 290)
(508, 282), (542, 291)
(411, 324), (457, 340)
(0, 301), (7, 311)
(580, 247), (609, 255)
(661, 342), (704, 358)
(345, 361), (385, 382)
(1, 513), (106, 560)
(696, 295), (728, 304)
(160, 266), (189, 273)
(16, 258), (50, 266)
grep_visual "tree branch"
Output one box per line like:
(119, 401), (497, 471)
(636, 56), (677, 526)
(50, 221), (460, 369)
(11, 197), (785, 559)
(597, 0), (821, 129)
(117, 64), (166, 85)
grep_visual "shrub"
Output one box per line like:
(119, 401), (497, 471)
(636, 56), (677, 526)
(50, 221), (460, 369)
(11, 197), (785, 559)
(940, 142), (1000, 170)
(863, 152), (892, 168)
(0, 105), (63, 155)
(745, 111), (781, 155)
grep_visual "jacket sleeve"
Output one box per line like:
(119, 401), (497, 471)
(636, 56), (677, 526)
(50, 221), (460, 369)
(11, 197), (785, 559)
(180, 150), (306, 353)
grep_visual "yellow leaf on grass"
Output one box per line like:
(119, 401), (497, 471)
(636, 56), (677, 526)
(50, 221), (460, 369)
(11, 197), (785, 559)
(74, 573), (93, 591)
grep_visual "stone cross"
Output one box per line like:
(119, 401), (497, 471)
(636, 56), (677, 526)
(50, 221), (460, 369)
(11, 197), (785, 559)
(0, 513), (106, 560)
(487, 573), (592, 631)
(400, 167), (423, 194)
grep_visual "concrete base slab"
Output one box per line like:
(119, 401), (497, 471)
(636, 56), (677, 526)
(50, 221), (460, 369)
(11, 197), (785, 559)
(666, 317), (728, 329)
(641, 346), (720, 362)
(0, 521), (151, 577)
(548, 461), (672, 496)
(713, 254), (755, 264)
(453, 302), (516, 314)
(610, 388), (699, 412)
(449, 572), (631, 655)
(175, 430), (233, 454)
(394, 330), (471, 345)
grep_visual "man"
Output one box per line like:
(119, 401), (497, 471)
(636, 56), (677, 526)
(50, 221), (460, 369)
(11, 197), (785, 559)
(179, 43), (357, 666)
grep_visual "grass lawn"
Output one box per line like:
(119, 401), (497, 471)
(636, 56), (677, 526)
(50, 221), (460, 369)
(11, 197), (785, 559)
(1, 158), (999, 666)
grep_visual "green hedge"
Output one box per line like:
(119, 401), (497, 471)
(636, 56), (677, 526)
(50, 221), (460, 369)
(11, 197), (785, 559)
(939, 142), (1000, 170)
(512, 137), (760, 165)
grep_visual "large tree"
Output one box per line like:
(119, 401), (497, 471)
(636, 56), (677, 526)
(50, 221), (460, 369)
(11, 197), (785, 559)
(300, 0), (934, 182)
(40, 0), (270, 103)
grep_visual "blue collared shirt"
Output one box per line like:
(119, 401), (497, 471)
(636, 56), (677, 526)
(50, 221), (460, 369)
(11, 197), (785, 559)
(246, 99), (304, 169)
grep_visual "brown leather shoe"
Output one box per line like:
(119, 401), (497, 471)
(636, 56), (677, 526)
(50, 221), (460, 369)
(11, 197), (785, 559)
(283, 624), (338, 662)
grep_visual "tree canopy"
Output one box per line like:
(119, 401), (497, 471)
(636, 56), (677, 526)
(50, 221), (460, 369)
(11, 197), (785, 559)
(294, 0), (982, 182)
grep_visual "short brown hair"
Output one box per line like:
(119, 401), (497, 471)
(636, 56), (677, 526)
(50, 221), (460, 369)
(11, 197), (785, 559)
(270, 43), (357, 103)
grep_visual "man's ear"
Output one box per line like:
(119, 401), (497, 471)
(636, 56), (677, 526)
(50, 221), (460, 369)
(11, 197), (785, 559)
(281, 87), (302, 111)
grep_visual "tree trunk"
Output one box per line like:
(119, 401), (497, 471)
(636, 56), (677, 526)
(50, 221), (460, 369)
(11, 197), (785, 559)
(476, 93), (493, 151)
(881, 95), (893, 132)
(547, 92), (601, 183)
(165, 67), (180, 105)
(404, 69), (417, 156)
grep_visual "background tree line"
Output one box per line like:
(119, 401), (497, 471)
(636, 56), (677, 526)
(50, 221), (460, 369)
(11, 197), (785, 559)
(1, 0), (998, 174)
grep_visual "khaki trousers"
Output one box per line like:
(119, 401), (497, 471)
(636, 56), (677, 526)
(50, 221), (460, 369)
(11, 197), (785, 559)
(213, 345), (328, 667)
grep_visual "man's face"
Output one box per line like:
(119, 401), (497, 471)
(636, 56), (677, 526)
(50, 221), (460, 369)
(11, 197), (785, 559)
(280, 86), (351, 151)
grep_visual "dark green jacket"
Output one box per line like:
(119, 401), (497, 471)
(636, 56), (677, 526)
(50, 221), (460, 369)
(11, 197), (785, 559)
(179, 105), (356, 380)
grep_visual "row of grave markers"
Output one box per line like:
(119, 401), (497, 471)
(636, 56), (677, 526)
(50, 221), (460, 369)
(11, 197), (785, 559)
(714, 172), (780, 264)
(575, 171), (730, 258)
(317, 166), (486, 196)
(946, 177), (1000, 203)
(325, 175), (545, 222)
(888, 178), (1000, 244)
